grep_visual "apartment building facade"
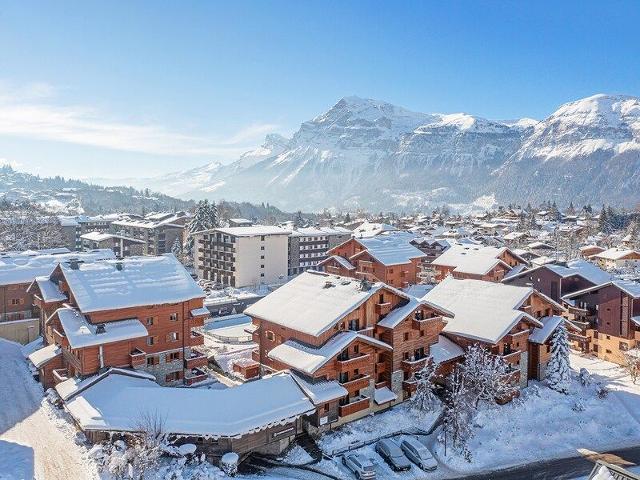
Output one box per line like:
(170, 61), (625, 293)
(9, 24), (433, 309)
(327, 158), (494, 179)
(110, 212), (189, 256)
(80, 231), (146, 258)
(194, 226), (290, 287)
(287, 226), (351, 275)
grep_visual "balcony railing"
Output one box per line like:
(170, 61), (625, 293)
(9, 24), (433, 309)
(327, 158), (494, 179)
(184, 368), (208, 386)
(338, 396), (370, 417)
(130, 348), (146, 369)
(402, 379), (417, 393)
(184, 350), (208, 370)
(500, 350), (521, 365)
(375, 361), (387, 374)
(375, 302), (392, 316)
(52, 368), (69, 384)
(190, 331), (205, 347)
(401, 356), (429, 373)
(337, 354), (371, 372)
(412, 315), (442, 330)
(341, 374), (370, 394)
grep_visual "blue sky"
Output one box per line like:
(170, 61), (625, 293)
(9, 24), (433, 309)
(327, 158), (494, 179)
(0, 0), (639, 179)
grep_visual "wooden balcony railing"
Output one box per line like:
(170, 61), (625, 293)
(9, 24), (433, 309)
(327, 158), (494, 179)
(184, 350), (208, 370)
(52, 368), (69, 384)
(501, 350), (521, 365)
(412, 315), (442, 330)
(130, 348), (146, 369)
(338, 396), (370, 417)
(184, 368), (208, 386)
(402, 379), (417, 393)
(190, 331), (205, 347)
(337, 354), (371, 373)
(341, 374), (370, 394)
(375, 302), (392, 315)
(401, 356), (428, 373)
(375, 361), (387, 374)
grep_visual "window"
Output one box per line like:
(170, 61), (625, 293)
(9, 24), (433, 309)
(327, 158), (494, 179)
(260, 236), (265, 241)
(338, 372), (349, 383)
(266, 331), (275, 341)
(348, 319), (359, 331)
(167, 351), (181, 362)
(10, 298), (22, 305)
(606, 349), (612, 354)
(353, 345), (359, 354)
(404, 332), (410, 341)
(167, 332), (179, 342)
(169, 313), (179, 321)
(261, 246), (265, 251)
(261, 255), (264, 259)
(165, 371), (182, 382)
(546, 345), (551, 354)
(260, 273), (265, 277)
(146, 317), (154, 326)
(620, 342), (629, 352)
(419, 330), (425, 337)
(261, 265), (264, 269)
(146, 356), (158, 366)
(147, 336), (156, 346)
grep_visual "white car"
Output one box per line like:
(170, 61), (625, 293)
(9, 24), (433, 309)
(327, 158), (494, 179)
(399, 436), (437, 471)
(342, 453), (376, 479)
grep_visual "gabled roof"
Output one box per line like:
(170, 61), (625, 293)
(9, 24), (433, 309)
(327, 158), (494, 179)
(55, 306), (148, 349)
(30, 276), (68, 302)
(431, 244), (514, 276)
(353, 232), (426, 266)
(503, 259), (612, 286)
(376, 296), (452, 329)
(245, 271), (407, 337)
(423, 277), (542, 344)
(430, 335), (464, 364)
(59, 254), (204, 313)
(563, 280), (640, 300)
(27, 344), (61, 368)
(62, 370), (315, 438)
(593, 247), (640, 261)
(268, 331), (391, 375)
(321, 254), (355, 270)
(290, 372), (348, 405)
(529, 316), (581, 344)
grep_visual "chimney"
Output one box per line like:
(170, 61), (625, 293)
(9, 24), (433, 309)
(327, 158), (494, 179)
(115, 261), (124, 271)
(323, 280), (334, 289)
(95, 323), (106, 334)
(68, 258), (80, 270)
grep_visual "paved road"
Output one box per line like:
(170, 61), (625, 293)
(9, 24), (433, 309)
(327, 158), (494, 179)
(448, 445), (640, 480)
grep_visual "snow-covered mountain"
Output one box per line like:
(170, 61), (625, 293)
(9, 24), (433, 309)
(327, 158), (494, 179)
(493, 94), (640, 206)
(133, 93), (640, 211)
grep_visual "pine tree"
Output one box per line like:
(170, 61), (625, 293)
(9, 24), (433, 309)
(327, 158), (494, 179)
(598, 205), (609, 234)
(412, 358), (438, 411)
(546, 322), (571, 394)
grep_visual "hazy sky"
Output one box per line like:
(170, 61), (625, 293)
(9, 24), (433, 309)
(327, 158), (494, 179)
(0, 0), (639, 180)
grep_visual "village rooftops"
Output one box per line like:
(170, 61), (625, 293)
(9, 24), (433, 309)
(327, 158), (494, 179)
(0, 249), (115, 287)
(244, 270), (407, 337)
(290, 226), (351, 237)
(352, 221), (398, 238)
(60, 370), (315, 438)
(267, 330), (392, 375)
(80, 231), (145, 243)
(111, 212), (187, 230)
(58, 254), (205, 313)
(423, 277), (543, 344)
(592, 247), (640, 260)
(430, 244), (514, 276)
(54, 306), (148, 349)
(354, 232), (427, 266)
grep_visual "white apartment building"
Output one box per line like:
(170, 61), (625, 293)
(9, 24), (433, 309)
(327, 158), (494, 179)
(194, 226), (290, 287)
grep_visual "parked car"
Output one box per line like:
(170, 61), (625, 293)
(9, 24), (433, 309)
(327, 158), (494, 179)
(375, 438), (412, 472)
(400, 436), (438, 471)
(342, 453), (376, 479)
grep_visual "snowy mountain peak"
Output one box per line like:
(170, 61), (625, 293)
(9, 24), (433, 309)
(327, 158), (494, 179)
(547, 93), (640, 129)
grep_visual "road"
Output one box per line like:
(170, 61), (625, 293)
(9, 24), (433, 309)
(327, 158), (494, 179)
(448, 445), (640, 480)
(0, 339), (100, 480)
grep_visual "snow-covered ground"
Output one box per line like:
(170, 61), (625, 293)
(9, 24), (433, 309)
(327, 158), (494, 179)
(199, 315), (257, 376)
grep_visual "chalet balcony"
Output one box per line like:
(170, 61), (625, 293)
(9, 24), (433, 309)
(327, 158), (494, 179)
(375, 361), (387, 374)
(53, 328), (68, 347)
(184, 350), (208, 370)
(501, 368), (521, 384)
(500, 350), (521, 366)
(338, 395), (370, 417)
(375, 380), (389, 390)
(184, 368), (208, 386)
(52, 368), (69, 384)
(375, 302), (392, 315)
(252, 349), (260, 362)
(402, 356), (428, 373)
(337, 354), (371, 373)
(402, 379), (417, 393)
(130, 348), (146, 369)
(341, 374), (370, 394)
(505, 330), (529, 344)
(412, 315), (442, 330)
(190, 331), (205, 347)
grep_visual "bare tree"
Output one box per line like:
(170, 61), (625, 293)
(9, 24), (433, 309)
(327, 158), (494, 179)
(623, 350), (640, 384)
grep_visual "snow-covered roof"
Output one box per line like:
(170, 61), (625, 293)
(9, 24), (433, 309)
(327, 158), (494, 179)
(211, 225), (291, 237)
(60, 254), (204, 313)
(0, 249), (115, 286)
(376, 297), (452, 329)
(290, 226), (351, 237)
(593, 247), (640, 261)
(55, 368), (156, 401)
(529, 316), (572, 344)
(63, 370), (315, 437)
(268, 330), (391, 375)
(323, 254), (355, 270)
(423, 277), (542, 344)
(352, 221), (398, 238)
(56, 307), (148, 349)
(505, 259), (612, 286)
(80, 231), (145, 243)
(527, 241), (554, 250)
(580, 244), (604, 252)
(290, 372), (348, 405)
(355, 232), (426, 266)
(373, 386), (397, 405)
(429, 335), (464, 364)
(32, 276), (68, 302)
(430, 244), (513, 276)
(245, 271), (406, 337)
(190, 307), (210, 317)
(563, 280), (640, 300)
(111, 213), (186, 230)
(27, 344), (61, 368)
(502, 264), (527, 281)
